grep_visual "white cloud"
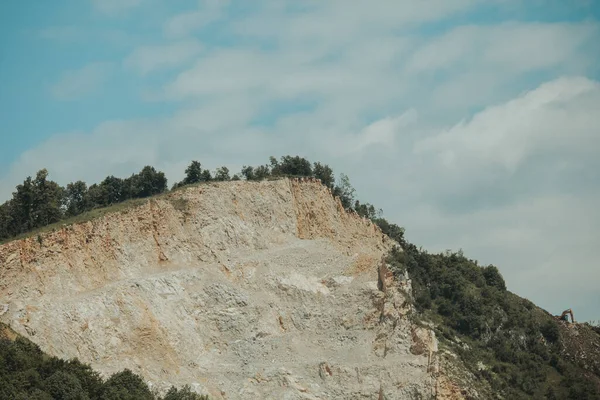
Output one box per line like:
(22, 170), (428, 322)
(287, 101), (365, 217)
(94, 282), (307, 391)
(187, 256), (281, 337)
(404, 22), (598, 112)
(160, 15), (598, 120)
(4, 1), (600, 321)
(405, 22), (598, 74)
(124, 40), (204, 75)
(164, 12), (214, 38)
(387, 77), (599, 320)
(479, 22), (598, 73)
(91, 0), (142, 16)
(414, 76), (600, 177)
(233, 0), (480, 47)
(50, 62), (114, 100)
(164, 0), (229, 38)
(340, 111), (418, 156)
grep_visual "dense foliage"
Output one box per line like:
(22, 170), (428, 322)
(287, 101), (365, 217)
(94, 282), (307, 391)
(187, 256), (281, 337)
(378, 227), (600, 398)
(0, 326), (208, 399)
(0, 166), (167, 241)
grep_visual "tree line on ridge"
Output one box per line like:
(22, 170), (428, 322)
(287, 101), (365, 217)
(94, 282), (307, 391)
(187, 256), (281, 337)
(0, 156), (380, 242)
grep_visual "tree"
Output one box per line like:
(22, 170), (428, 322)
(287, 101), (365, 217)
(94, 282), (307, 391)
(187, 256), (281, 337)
(31, 169), (64, 228)
(332, 173), (355, 209)
(482, 265), (506, 291)
(269, 156), (279, 172)
(241, 165), (270, 181)
(354, 200), (381, 220)
(373, 218), (406, 246)
(541, 320), (560, 343)
(163, 385), (208, 400)
(130, 166), (167, 198)
(44, 371), (89, 400)
(86, 184), (104, 208)
(11, 176), (35, 233)
(5, 170), (64, 236)
(0, 201), (14, 240)
(59, 360), (103, 399)
(214, 166), (230, 181)
(240, 166), (255, 181)
(254, 165), (270, 180)
(16, 388), (53, 400)
(183, 161), (203, 185)
(175, 161), (212, 188)
(64, 181), (90, 217)
(104, 176), (127, 204)
(273, 155), (312, 177)
(313, 162), (335, 188)
(99, 370), (154, 400)
(200, 169), (212, 182)
(91, 176), (128, 206)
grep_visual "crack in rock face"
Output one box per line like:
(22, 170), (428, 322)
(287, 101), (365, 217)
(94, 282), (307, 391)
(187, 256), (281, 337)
(0, 180), (445, 399)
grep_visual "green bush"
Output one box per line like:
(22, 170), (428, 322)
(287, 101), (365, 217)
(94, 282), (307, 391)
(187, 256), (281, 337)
(482, 265), (507, 291)
(99, 370), (154, 400)
(540, 320), (560, 343)
(0, 327), (210, 400)
(163, 385), (209, 400)
(44, 371), (89, 400)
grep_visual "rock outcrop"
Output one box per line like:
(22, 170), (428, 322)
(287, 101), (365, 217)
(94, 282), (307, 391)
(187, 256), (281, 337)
(0, 179), (447, 399)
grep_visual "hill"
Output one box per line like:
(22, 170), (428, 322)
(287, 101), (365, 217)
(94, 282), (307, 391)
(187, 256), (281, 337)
(0, 178), (439, 398)
(1, 171), (599, 399)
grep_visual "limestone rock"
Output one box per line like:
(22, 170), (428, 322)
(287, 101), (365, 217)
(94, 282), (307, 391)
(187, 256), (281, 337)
(0, 179), (456, 398)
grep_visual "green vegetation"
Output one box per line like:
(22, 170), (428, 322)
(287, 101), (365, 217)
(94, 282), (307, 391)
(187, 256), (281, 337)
(0, 166), (167, 242)
(0, 324), (208, 399)
(379, 232), (600, 399)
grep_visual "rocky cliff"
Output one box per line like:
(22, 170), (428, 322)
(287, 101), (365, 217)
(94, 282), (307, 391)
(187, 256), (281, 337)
(0, 179), (448, 399)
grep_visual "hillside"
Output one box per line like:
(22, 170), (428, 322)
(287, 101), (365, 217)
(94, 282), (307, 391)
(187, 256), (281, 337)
(1, 177), (599, 399)
(0, 178), (445, 399)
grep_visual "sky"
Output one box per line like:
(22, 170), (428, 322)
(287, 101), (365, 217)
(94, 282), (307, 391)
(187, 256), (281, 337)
(0, 0), (599, 322)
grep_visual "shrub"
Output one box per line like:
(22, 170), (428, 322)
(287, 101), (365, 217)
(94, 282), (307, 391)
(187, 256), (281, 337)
(163, 385), (209, 400)
(99, 369), (154, 400)
(540, 320), (560, 343)
(44, 371), (88, 400)
(482, 265), (506, 291)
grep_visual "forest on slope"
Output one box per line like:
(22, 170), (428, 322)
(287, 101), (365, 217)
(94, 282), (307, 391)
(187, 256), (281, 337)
(1, 155), (599, 399)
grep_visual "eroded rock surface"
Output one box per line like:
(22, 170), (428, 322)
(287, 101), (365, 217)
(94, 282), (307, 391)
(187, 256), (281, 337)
(0, 179), (444, 399)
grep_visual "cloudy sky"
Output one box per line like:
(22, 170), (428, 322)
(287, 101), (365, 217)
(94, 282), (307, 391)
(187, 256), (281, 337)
(1, 1), (599, 321)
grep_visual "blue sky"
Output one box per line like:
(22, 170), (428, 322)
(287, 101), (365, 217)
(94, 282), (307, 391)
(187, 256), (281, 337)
(1, 0), (600, 321)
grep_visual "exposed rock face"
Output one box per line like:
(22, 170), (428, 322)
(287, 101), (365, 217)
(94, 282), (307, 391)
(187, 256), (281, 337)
(0, 179), (445, 399)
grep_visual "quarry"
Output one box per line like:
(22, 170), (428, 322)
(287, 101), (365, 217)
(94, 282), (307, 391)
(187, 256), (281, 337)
(0, 178), (454, 399)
